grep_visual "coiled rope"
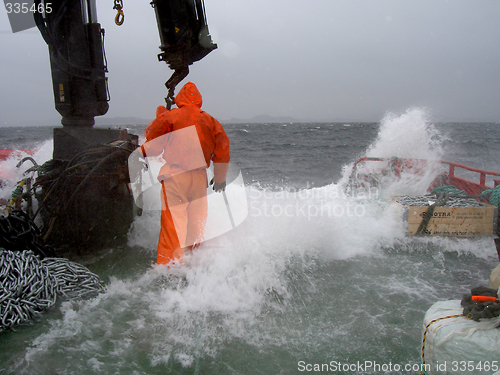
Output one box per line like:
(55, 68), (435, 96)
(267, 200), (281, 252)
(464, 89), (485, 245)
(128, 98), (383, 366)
(0, 249), (105, 332)
(482, 186), (500, 207)
(32, 142), (136, 244)
(0, 209), (54, 259)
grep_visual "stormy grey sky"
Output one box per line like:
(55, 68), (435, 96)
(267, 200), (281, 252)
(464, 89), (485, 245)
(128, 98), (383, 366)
(1, 0), (500, 126)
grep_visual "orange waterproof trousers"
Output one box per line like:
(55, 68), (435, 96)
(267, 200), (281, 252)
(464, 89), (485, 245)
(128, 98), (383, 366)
(157, 167), (208, 264)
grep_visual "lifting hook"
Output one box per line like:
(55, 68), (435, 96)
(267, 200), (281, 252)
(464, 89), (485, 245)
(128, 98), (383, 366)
(113, 0), (124, 26)
(164, 66), (189, 109)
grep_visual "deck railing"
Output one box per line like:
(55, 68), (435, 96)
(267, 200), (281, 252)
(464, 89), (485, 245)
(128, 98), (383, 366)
(437, 161), (500, 200)
(351, 157), (500, 199)
(441, 161), (500, 188)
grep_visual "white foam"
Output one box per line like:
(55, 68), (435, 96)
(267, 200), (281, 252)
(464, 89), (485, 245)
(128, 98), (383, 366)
(17, 111), (499, 372)
(338, 108), (445, 198)
(0, 140), (53, 213)
(366, 108), (443, 160)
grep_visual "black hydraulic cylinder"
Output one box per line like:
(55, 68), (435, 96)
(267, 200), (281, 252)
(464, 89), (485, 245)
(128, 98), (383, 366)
(152, 0), (217, 70)
(34, 0), (109, 127)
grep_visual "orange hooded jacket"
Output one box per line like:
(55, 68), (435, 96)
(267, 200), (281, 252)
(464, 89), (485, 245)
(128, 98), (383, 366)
(143, 82), (230, 182)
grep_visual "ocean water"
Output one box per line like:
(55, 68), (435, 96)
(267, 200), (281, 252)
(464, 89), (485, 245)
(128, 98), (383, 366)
(0, 108), (499, 374)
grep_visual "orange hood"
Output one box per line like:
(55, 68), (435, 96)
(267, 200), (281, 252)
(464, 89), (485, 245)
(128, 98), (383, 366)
(174, 82), (203, 108)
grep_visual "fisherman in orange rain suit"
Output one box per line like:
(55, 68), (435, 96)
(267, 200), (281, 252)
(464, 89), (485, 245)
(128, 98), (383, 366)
(141, 82), (230, 264)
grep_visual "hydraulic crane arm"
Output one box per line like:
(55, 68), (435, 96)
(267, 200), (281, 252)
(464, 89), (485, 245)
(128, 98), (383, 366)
(34, 0), (109, 127)
(34, 0), (217, 126)
(152, 0), (217, 108)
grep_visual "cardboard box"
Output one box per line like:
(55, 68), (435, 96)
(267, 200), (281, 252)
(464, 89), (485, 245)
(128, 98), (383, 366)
(406, 205), (497, 236)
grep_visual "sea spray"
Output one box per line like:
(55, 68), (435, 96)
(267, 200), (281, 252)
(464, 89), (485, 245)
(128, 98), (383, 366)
(339, 108), (445, 198)
(366, 108), (443, 160)
(2, 119), (499, 374)
(0, 140), (53, 203)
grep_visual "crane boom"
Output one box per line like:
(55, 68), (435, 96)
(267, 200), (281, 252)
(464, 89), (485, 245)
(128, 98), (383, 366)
(34, 0), (217, 125)
(26, 0), (218, 248)
(34, 0), (109, 127)
(152, 0), (217, 107)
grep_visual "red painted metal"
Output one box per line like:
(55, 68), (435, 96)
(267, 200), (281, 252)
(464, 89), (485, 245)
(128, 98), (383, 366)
(352, 157), (499, 203)
(0, 149), (34, 161)
(438, 161), (500, 199)
(440, 161), (500, 185)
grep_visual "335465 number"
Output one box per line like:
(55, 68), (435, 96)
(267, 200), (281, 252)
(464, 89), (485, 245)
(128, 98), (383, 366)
(451, 361), (499, 372)
(5, 2), (52, 14)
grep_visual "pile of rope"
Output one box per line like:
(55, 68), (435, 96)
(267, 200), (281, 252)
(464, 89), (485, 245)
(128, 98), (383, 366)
(0, 249), (105, 332)
(0, 209), (54, 258)
(461, 286), (500, 322)
(33, 141), (136, 245)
